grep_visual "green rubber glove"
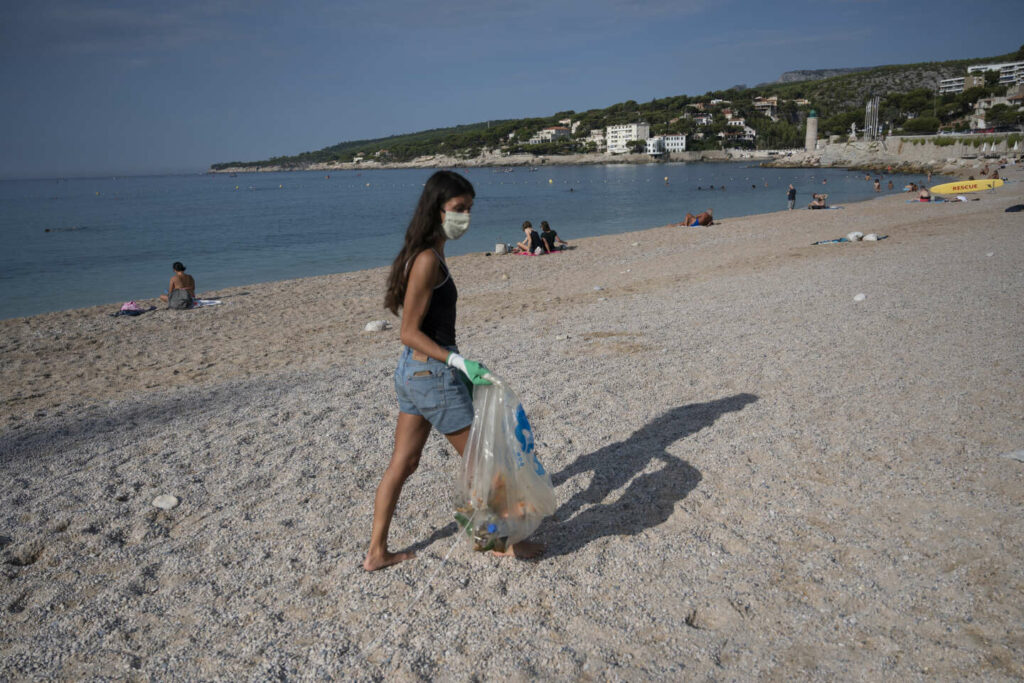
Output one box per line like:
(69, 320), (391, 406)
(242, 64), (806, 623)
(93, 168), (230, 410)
(446, 352), (493, 385)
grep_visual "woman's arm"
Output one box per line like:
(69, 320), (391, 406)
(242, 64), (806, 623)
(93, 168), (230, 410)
(399, 250), (453, 363)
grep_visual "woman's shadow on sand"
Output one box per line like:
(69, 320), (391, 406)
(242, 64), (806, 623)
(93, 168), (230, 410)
(542, 393), (757, 558)
(410, 393), (756, 558)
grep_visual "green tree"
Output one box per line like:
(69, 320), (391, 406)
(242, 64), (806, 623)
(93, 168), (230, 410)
(986, 104), (1023, 128)
(901, 116), (940, 134)
(627, 139), (648, 153)
(984, 69), (1000, 86)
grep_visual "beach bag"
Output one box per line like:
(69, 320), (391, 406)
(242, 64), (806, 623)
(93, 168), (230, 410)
(167, 289), (192, 310)
(454, 374), (556, 552)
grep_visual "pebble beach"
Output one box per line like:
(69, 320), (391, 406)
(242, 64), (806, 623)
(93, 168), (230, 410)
(2, 170), (1023, 679)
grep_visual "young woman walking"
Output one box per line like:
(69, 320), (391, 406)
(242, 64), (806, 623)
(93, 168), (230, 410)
(364, 170), (542, 570)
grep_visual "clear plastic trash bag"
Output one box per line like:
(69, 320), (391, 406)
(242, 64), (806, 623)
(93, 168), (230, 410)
(453, 375), (556, 552)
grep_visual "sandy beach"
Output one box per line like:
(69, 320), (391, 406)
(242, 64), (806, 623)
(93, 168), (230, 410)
(2, 171), (1023, 678)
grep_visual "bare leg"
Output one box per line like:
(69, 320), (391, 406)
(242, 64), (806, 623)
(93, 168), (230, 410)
(364, 412), (432, 571)
(682, 213), (695, 227)
(443, 425), (470, 456)
(159, 294), (168, 302)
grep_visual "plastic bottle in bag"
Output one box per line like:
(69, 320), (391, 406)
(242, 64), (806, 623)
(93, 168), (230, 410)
(455, 509), (511, 552)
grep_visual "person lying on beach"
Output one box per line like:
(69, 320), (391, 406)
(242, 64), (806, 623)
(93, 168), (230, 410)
(539, 221), (568, 250)
(808, 194), (827, 209)
(677, 209), (713, 227)
(159, 261), (195, 308)
(514, 221), (549, 254)
(365, 170), (543, 571)
(904, 183), (918, 193)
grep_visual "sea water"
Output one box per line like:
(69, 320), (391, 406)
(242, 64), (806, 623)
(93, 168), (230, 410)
(0, 163), (926, 319)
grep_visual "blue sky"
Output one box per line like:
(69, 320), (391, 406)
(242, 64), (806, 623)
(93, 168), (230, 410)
(0, 0), (1018, 178)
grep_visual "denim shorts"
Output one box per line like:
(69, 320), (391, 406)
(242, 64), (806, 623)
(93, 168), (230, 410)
(394, 345), (474, 434)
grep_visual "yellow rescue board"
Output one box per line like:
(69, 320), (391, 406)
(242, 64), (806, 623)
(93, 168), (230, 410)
(930, 178), (1004, 194)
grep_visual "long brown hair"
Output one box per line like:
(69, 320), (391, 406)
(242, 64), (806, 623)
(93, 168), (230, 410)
(384, 170), (475, 315)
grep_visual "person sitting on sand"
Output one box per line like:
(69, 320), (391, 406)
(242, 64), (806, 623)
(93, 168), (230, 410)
(678, 209), (713, 227)
(159, 261), (195, 308)
(514, 221), (548, 254)
(539, 221), (568, 251)
(808, 194), (827, 209)
(918, 187), (931, 202)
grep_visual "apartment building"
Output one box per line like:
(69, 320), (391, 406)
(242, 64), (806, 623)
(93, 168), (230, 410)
(606, 123), (650, 154)
(970, 96), (1016, 129)
(663, 134), (687, 153)
(752, 96), (779, 120)
(939, 74), (986, 94)
(967, 60), (1024, 86)
(527, 126), (570, 144)
(718, 125), (757, 144)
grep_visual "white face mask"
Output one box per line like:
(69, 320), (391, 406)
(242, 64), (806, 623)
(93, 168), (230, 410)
(441, 210), (470, 240)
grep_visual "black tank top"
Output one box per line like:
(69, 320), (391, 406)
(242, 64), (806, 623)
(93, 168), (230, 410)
(418, 251), (457, 346)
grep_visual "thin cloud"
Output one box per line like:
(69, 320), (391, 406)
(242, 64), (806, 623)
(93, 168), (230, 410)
(1, 0), (260, 55)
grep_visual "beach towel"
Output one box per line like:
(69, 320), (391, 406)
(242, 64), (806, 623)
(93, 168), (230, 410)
(812, 235), (887, 245)
(167, 288), (192, 309)
(111, 304), (156, 317)
(191, 299), (223, 308)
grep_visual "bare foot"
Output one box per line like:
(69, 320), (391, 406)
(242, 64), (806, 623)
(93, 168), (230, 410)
(491, 540), (544, 560)
(363, 549), (415, 571)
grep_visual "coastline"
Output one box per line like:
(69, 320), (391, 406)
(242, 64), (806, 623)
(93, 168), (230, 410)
(210, 149), (774, 174)
(210, 135), (1023, 177)
(2, 169), (1023, 677)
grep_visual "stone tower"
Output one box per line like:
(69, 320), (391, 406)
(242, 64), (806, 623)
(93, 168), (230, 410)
(805, 110), (818, 153)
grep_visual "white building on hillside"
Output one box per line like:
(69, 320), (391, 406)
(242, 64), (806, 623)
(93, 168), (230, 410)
(527, 126), (570, 144)
(718, 125), (757, 144)
(967, 60), (1024, 86)
(753, 96), (779, 120)
(558, 118), (583, 134)
(939, 74), (986, 94)
(587, 129), (606, 150)
(663, 134), (687, 152)
(606, 123), (650, 154)
(646, 133), (687, 157)
(970, 96), (1014, 129)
